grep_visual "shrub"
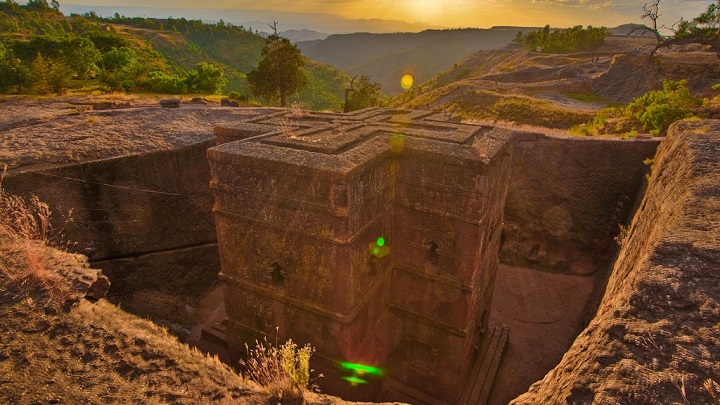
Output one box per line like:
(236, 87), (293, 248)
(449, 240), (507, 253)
(184, 62), (227, 94)
(144, 70), (187, 94)
(625, 79), (701, 136)
(455, 67), (471, 80)
(344, 75), (384, 112)
(227, 90), (247, 101)
(571, 80), (701, 137)
(97, 47), (147, 92)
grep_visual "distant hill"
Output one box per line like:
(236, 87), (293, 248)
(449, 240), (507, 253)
(608, 23), (653, 36)
(297, 27), (539, 94)
(59, 5), (440, 34)
(387, 34), (720, 129)
(1, 4), (350, 110)
(281, 29), (329, 43)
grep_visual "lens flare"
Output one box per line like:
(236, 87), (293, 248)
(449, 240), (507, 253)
(400, 74), (414, 90)
(389, 132), (406, 154)
(340, 362), (385, 376)
(369, 236), (390, 258)
(342, 376), (369, 385)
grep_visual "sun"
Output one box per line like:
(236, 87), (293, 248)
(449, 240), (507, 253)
(400, 74), (414, 90)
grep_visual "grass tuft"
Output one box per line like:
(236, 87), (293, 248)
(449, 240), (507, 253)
(0, 165), (73, 302)
(240, 337), (320, 404)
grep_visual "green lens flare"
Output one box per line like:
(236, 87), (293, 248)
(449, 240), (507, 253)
(373, 247), (380, 255)
(376, 237), (385, 247)
(342, 376), (369, 384)
(340, 362), (384, 376)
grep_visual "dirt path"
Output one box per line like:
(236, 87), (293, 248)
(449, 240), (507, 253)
(488, 264), (598, 405)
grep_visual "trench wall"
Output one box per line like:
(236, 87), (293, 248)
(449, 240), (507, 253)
(511, 120), (720, 404)
(501, 132), (660, 274)
(3, 140), (219, 322)
(3, 116), (663, 350)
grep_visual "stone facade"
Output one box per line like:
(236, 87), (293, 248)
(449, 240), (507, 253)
(208, 108), (513, 402)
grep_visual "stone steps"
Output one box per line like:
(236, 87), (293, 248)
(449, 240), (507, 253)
(457, 324), (509, 405)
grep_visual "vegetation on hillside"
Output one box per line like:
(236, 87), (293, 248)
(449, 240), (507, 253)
(343, 75), (385, 112)
(513, 25), (607, 53)
(445, 89), (594, 129)
(0, 1), (349, 110)
(571, 79), (704, 137)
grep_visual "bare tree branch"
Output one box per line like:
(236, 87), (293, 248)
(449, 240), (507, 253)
(343, 75), (358, 113)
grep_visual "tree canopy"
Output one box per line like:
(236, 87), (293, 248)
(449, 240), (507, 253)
(638, 0), (720, 55)
(513, 25), (607, 53)
(343, 75), (384, 112)
(246, 24), (307, 107)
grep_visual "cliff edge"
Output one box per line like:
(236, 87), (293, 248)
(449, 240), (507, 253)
(511, 119), (720, 404)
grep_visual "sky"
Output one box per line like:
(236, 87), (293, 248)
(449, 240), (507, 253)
(62, 0), (714, 29)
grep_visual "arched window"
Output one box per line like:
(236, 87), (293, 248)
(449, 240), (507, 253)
(427, 241), (440, 266)
(270, 262), (284, 287)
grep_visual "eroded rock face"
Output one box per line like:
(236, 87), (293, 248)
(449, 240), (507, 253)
(1, 104), (277, 327)
(501, 132), (660, 275)
(511, 120), (720, 405)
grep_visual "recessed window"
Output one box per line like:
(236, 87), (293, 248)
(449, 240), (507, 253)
(369, 256), (378, 276)
(427, 241), (440, 265)
(270, 262), (284, 288)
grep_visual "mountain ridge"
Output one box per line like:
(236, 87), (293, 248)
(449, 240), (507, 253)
(297, 27), (538, 94)
(60, 4), (440, 34)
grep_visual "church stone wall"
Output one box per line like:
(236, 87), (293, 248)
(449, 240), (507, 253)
(208, 108), (513, 403)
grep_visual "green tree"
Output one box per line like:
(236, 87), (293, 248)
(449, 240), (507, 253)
(13, 35), (100, 78)
(184, 62), (227, 94)
(515, 25), (606, 53)
(25, 0), (50, 11)
(246, 22), (307, 107)
(85, 31), (129, 53)
(343, 75), (384, 112)
(98, 46), (138, 91)
(638, 0), (720, 55)
(62, 36), (101, 78)
(0, 41), (15, 93)
(29, 53), (72, 94)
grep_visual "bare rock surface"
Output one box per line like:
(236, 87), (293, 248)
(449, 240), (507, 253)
(0, 96), (277, 172)
(511, 120), (720, 404)
(489, 265), (597, 405)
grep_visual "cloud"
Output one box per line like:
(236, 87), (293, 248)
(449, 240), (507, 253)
(530, 0), (615, 8)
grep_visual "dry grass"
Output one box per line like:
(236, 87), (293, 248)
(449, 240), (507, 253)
(0, 165), (73, 302)
(240, 337), (319, 404)
(0, 289), (265, 404)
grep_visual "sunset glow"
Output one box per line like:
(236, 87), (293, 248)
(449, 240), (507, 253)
(63, 0), (714, 30)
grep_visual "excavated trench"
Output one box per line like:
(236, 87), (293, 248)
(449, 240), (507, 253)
(3, 115), (660, 403)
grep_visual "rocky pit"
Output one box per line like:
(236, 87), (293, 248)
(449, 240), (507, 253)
(2, 98), (717, 404)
